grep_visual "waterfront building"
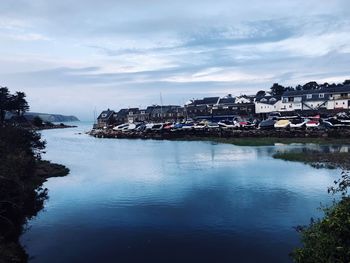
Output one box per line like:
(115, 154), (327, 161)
(255, 96), (282, 117)
(97, 109), (115, 128)
(280, 85), (350, 113)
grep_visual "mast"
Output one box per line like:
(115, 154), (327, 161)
(160, 92), (163, 122)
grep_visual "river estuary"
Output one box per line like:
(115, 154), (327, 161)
(20, 123), (340, 262)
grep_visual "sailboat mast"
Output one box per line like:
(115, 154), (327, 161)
(160, 92), (163, 122)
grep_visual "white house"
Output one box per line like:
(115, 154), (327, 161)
(255, 96), (282, 114)
(280, 85), (350, 112)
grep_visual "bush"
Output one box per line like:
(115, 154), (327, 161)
(292, 171), (350, 262)
(32, 116), (43, 127)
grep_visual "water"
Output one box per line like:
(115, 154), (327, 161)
(21, 122), (339, 263)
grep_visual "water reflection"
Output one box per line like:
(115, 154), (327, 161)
(21, 123), (340, 263)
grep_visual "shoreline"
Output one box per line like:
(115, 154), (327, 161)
(89, 128), (350, 146)
(273, 151), (350, 170)
(35, 123), (77, 131)
(0, 160), (69, 263)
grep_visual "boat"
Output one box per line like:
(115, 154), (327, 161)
(194, 122), (207, 130)
(145, 123), (155, 131)
(290, 118), (307, 129)
(113, 123), (129, 131)
(218, 120), (239, 129)
(239, 121), (255, 129)
(274, 119), (291, 128)
(151, 123), (163, 131)
(306, 120), (320, 128)
(126, 123), (136, 131)
(207, 122), (220, 129)
(258, 119), (276, 129)
(173, 123), (183, 130)
(326, 117), (350, 128)
(181, 123), (194, 129)
(163, 123), (173, 130)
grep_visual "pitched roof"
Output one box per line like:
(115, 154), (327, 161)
(97, 109), (114, 120)
(256, 95), (281, 105)
(190, 97), (220, 106)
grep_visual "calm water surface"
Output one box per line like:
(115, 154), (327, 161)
(21, 123), (340, 263)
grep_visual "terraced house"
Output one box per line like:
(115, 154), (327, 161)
(280, 85), (350, 113)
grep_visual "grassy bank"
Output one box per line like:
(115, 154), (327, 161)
(0, 126), (69, 263)
(174, 136), (350, 147)
(273, 151), (350, 169)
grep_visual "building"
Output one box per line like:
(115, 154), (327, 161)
(146, 105), (184, 122)
(255, 96), (282, 117)
(212, 94), (255, 120)
(280, 85), (350, 113)
(185, 97), (220, 119)
(96, 109), (115, 128)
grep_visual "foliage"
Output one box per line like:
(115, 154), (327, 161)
(32, 116), (43, 127)
(256, 90), (266, 98)
(0, 87), (30, 124)
(270, 83), (286, 96)
(0, 125), (68, 263)
(265, 79), (350, 96)
(292, 171), (350, 263)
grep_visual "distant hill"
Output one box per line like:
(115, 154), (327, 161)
(24, 112), (79, 122)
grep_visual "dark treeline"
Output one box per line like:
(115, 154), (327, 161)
(0, 88), (69, 263)
(257, 79), (350, 97)
(0, 87), (29, 124)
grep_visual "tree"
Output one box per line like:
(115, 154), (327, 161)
(0, 87), (10, 124)
(343, 79), (350, 86)
(295, 85), (303, 91)
(292, 171), (350, 262)
(11, 92), (29, 116)
(302, 81), (319, 90)
(270, 83), (286, 96)
(32, 116), (43, 127)
(256, 90), (266, 98)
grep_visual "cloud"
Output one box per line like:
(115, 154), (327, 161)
(0, 0), (349, 119)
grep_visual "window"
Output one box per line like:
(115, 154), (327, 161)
(294, 97), (302, 102)
(282, 97), (288, 103)
(288, 97), (294, 102)
(306, 94), (312, 99)
(269, 98), (277, 102)
(319, 93), (324, 98)
(260, 98), (267, 102)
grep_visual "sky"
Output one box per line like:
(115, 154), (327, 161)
(0, 0), (349, 120)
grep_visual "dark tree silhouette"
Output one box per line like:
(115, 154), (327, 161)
(32, 116), (43, 127)
(343, 79), (350, 85)
(270, 83), (286, 96)
(256, 90), (266, 98)
(0, 87), (10, 124)
(11, 92), (29, 116)
(302, 81), (319, 90)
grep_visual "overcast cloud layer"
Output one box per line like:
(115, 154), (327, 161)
(0, 0), (349, 119)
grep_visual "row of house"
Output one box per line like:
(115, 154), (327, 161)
(97, 85), (350, 127)
(256, 85), (350, 116)
(96, 105), (185, 128)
